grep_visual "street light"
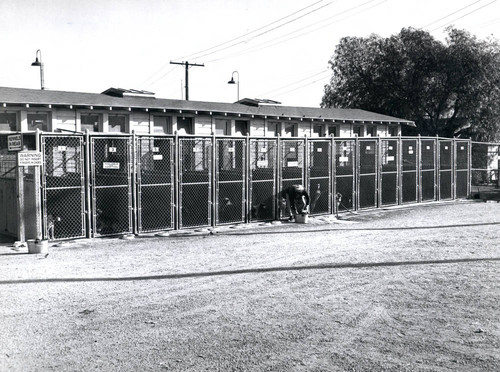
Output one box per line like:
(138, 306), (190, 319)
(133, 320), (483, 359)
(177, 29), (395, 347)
(227, 71), (239, 101)
(31, 49), (45, 90)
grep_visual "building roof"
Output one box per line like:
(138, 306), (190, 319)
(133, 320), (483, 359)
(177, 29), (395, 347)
(0, 86), (415, 126)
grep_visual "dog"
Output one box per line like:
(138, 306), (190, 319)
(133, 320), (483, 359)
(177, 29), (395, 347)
(47, 214), (61, 240)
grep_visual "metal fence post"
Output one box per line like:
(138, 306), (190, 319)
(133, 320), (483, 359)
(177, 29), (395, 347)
(35, 129), (42, 240)
(245, 132), (250, 223)
(85, 130), (92, 238)
(468, 138), (472, 197)
(354, 133), (359, 211)
(276, 133), (281, 220)
(377, 135), (382, 208)
(436, 135), (440, 201)
(452, 137), (457, 200)
(212, 132), (217, 227)
(132, 131), (138, 234)
(174, 131), (180, 230)
(417, 134), (422, 203)
(331, 134), (336, 216)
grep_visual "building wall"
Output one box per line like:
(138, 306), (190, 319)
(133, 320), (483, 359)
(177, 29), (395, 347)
(3, 106), (403, 137)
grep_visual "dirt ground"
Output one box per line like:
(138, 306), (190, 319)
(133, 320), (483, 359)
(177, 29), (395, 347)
(1, 201), (499, 371)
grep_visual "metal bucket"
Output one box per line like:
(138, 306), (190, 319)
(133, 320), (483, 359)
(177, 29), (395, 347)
(295, 213), (309, 224)
(27, 239), (49, 254)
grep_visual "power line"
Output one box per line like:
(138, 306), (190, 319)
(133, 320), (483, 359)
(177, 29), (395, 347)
(188, 0), (339, 61)
(256, 70), (331, 97)
(206, 0), (385, 63)
(421, 0), (484, 29)
(175, 0), (327, 61)
(430, 0), (498, 32)
(272, 75), (332, 99)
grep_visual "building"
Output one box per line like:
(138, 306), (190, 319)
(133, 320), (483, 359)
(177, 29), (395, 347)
(0, 86), (415, 137)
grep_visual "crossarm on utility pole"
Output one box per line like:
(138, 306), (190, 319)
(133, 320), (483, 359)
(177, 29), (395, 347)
(170, 61), (205, 100)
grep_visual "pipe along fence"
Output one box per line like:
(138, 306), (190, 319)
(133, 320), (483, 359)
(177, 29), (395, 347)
(1, 132), (499, 241)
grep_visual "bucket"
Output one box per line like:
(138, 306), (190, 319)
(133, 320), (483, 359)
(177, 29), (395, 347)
(295, 213), (309, 224)
(27, 239), (49, 254)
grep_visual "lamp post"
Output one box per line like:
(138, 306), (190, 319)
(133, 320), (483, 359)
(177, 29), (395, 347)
(227, 71), (239, 101)
(31, 49), (45, 90)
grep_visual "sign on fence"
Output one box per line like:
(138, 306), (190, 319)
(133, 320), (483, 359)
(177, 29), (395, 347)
(17, 151), (43, 166)
(8, 134), (22, 151)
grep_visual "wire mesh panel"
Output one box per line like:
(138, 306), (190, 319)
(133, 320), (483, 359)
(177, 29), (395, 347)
(380, 139), (399, 206)
(471, 142), (499, 188)
(335, 140), (356, 211)
(91, 136), (132, 236)
(358, 139), (378, 209)
(279, 139), (305, 218)
(439, 140), (453, 200)
(179, 137), (212, 228)
(216, 138), (246, 225)
(455, 141), (469, 198)
(421, 139), (436, 201)
(137, 136), (174, 233)
(0, 135), (18, 236)
(249, 139), (277, 221)
(41, 135), (86, 240)
(401, 139), (418, 203)
(308, 140), (331, 215)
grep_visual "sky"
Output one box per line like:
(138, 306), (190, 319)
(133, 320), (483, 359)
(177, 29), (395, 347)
(0, 0), (499, 107)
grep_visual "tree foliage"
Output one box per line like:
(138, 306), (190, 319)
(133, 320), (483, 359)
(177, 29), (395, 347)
(321, 27), (500, 141)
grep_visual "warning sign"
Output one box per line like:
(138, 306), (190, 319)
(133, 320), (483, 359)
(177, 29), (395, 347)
(18, 151), (43, 166)
(8, 134), (22, 151)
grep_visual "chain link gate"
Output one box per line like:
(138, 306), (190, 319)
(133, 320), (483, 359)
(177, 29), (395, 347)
(216, 138), (246, 225)
(471, 142), (499, 188)
(137, 136), (174, 233)
(249, 139), (277, 221)
(380, 138), (399, 206)
(421, 139), (437, 201)
(90, 136), (133, 236)
(439, 139), (453, 200)
(308, 139), (331, 215)
(279, 139), (305, 218)
(401, 138), (418, 203)
(178, 137), (212, 228)
(335, 139), (356, 211)
(455, 140), (469, 199)
(358, 139), (378, 209)
(41, 135), (86, 240)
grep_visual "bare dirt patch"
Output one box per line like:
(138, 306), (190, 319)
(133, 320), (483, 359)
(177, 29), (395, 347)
(1, 201), (499, 371)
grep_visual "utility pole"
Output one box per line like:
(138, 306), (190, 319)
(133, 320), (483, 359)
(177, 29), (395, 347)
(170, 61), (204, 100)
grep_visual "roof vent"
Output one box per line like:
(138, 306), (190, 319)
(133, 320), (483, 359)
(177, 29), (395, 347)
(236, 98), (281, 107)
(101, 88), (155, 98)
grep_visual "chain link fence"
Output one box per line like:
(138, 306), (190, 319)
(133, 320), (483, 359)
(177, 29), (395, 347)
(358, 139), (378, 209)
(179, 137), (212, 228)
(41, 135), (86, 240)
(91, 136), (133, 236)
(249, 139), (277, 221)
(137, 136), (174, 233)
(24, 133), (499, 241)
(308, 139), (331, 215)
(335, 139), (356, 211)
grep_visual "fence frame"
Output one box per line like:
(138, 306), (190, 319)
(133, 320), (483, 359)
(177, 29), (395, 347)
(23, 132), (495, 241)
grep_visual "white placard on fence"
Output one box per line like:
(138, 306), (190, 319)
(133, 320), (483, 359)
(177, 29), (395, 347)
(287, 161), (299, 167)
(339, 156), (349, 162)
(257, 160), (268, 168)
(8, 134), (22, 151)
(18, 151), (43, 166)
(153, 154), (163, 160)
(103, 162), (120, 169)
(108, 147), (117, 153)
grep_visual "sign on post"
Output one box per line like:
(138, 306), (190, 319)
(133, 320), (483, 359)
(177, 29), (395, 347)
(17, 151), (43, 167)
(8, 134), (23, 151)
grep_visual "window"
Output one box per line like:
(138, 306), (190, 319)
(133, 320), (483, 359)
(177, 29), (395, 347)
(353, 125), (363, 137)
(312, 125), (323, 137)
(235, 120), (248, 136)
(215, 119), (230, 135)
(0, 113), (17, 131)
(389, 126), (398, 136)
(283, 123), (297, 137)
(177, 117), (193, 135)
(81, 113), (101, 132)
(267, 122), (280, 137)
(366, 125), (377, 137)
(328, 125), (339, 137)
(108, 114), (127, 133)
(153, 116), (172, 134)
(27, 112), (49, 131)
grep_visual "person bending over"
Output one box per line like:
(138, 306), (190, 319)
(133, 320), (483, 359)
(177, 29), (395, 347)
(281, 184), (310, 221)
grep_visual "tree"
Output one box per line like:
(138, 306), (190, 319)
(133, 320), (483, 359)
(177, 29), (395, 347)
(321, 27), (500, 141)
